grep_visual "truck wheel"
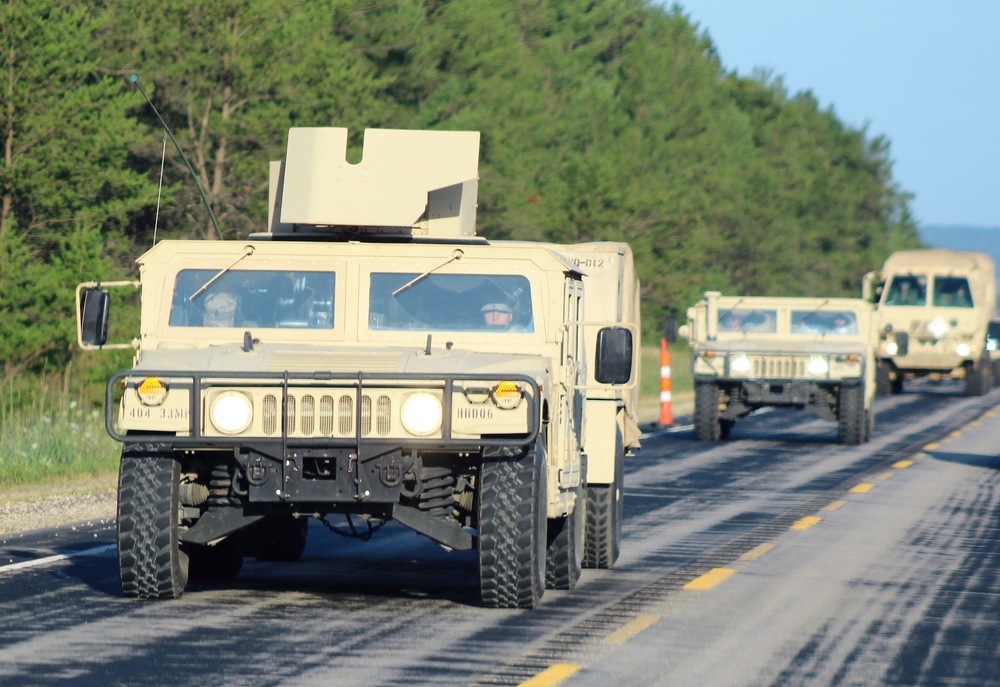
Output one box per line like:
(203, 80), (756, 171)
(964, 354), (992, 396)
(837, 384), (865, 445)
(250, 515), (309, 562)
(875, 361), (893, 396)
(545, 485), (584, 590)
(478, 441), (546, 608)
(583, 428), (624, 569)
(185, 536), (244, 581)
(117, 451), (189, 599)
(891, 376), (904, 394)
(864, 404), (875, 442)
(693, 381), (722, 441)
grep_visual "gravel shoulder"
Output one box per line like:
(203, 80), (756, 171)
(0, 477), (117, 535)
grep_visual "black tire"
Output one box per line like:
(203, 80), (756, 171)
(693, 381), (722, 441)
(545, 485), (584, 590)
(250, 515), (309, 562)
(864, 404), (875, 442)
(117, 451), (189, 599)
(583, 428), (623, 569)
(965, 354), (992, 396)
(891, 376), (904, 394)
(478, 441), (546, 609)
(185, 536), (244, 581)
(875, 361), (893, 396)
(837, 384), (866, 445)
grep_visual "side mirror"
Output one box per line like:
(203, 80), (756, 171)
(894, 331), (909, 357)
(662, 315), (678, 344)
(595, 327), (633, 385)
(80, 288), (110, 346)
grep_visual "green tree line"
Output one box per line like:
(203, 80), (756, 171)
(1, 0), (920, 402)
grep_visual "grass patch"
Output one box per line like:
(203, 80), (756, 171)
(0, 391), (120, 490)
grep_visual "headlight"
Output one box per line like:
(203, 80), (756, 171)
(400, 392), (442, 436)
(956, 343), (971, 357)
(885, 341), (899, 356)
(730, 355), (752, 374)
(807, 357), (829, 375)
(210, 392), (253, 434)
(988, 339), (997, 352)
(926, 317), (949, 340)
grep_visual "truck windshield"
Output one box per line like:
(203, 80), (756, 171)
(883, 276), (927, 306)
(369, 273), (534, 332)
(932, 276), (974, 307)
(169, 269), (335, 329)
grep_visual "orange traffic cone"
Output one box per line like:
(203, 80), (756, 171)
(659, 338), (673, 428)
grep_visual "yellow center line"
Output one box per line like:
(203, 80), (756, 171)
(790, 516), (821, 530)
(741, 542), (776, 560)
(822, 500), (847, 511)
(876, 471), (895, 480)
(850, 483), (874, 493)
(684, 567), (735, 590)
(892, 459), (914, 468)
(949, 430), (963, 438)
(518, 664), (582, 687)
(969, 420), (982, 427)
(914, 452), (928, 460)
(924, 443), (939, 451)
(604, 614), (661, 644)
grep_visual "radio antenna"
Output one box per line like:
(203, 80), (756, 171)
(129, 74), (223, 240)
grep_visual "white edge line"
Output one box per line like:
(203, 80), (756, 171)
(0, 544), (116, 574)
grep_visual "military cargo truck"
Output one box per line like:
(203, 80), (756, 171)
(863, 249), (996, 396)
(76, 127), (638, 608)
(679, 292), (904, 444)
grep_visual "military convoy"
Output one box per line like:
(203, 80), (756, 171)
(863, 249), (996, 396)
(76, 127), (640, 608)
(679, 292), (908, 444)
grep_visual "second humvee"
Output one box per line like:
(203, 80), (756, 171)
(680, 291), (907, 444)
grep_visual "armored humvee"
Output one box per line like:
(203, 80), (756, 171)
(679, 292), (907, 444)
(863, 249), (996, 396)
(76, 127), (638, 608)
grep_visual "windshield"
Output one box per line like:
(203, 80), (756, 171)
(791, 310), (858, 335)
(883, 275), (927, 306)
(932, 276), (973, 307)
(169, 269), (335, 329)
(369, 273), (534, 332)
(717, 308), (776, 334)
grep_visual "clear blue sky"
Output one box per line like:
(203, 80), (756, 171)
(671, 1), (1000, 229)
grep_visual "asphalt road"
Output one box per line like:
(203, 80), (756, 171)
(1, 381), (999, 687)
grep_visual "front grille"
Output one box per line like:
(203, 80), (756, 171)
(261, 391), (392, 437)
(751, 357), (806, 378)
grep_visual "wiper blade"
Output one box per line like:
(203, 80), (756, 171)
(392, 249), (465, 297)
(189, 246), (255, 301)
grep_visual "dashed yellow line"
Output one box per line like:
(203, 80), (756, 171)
(518, 664), (581, 687)
(924, 443), (939, 451)
(822, 500), (847, 512)
(949, 430), (963, 438)
(970, 420), (982, 427)
(604, 614), (661, 644)
(790, 516), (821, 530)
(892, 459), (914, 468)
(684, 567), (735, 590)
(850, 483), (874, 493)
(876, 471), (895, 480)
(741, 542), (776, 560)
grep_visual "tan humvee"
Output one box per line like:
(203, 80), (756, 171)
(76, 127), (638, 609)
(863, 249), (996, 396)
(679, 292), (900, 444)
